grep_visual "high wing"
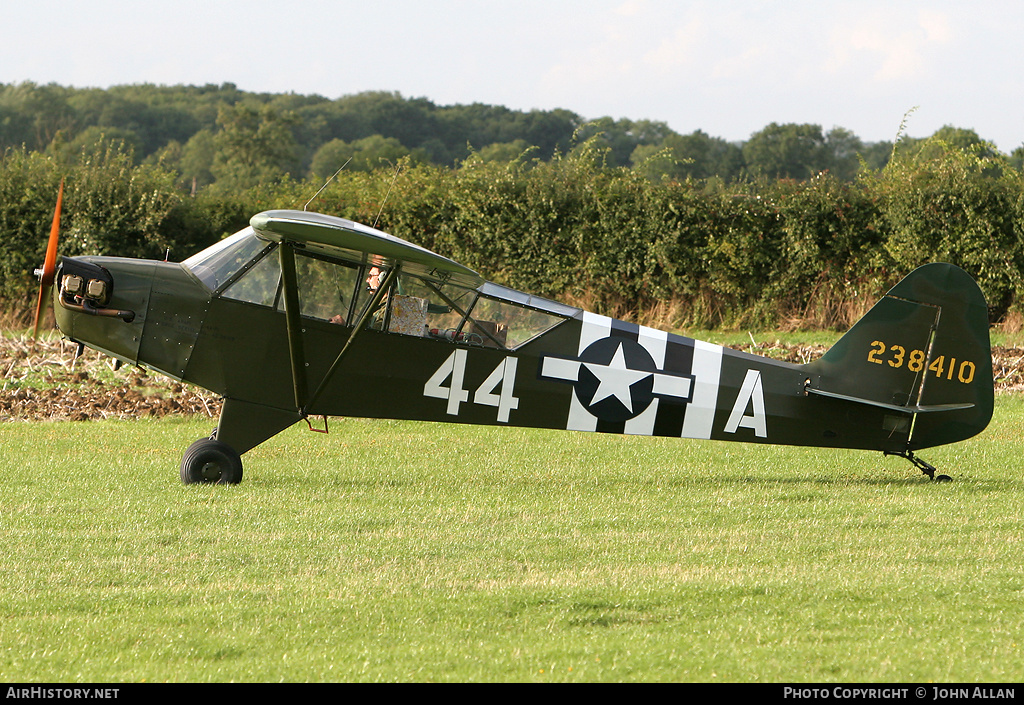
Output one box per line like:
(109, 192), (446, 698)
(250, 210), (484, 289)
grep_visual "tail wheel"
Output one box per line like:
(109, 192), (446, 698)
(181, 438), (243, 485)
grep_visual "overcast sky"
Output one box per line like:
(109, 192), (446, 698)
(4, 0), (1022, 152)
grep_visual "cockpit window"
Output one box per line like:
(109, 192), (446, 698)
(218, 246), (361, 326)
(373, 272), (570, 349)
(185, 227), (574, 348)
(183, 228), (272, 291)
(222, 248), (282, 307)
(467, 296), (567, 348)
(287, 253), (360, 324)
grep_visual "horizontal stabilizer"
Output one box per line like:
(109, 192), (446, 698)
(806, 387), (974, 414)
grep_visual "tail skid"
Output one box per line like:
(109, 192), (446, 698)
(883, 449), (951, 482)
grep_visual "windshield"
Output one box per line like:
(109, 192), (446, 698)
(182, 228), (273, 291)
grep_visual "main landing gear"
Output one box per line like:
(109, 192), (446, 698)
(885, 450), (952, 482)
(179, 399), (303, 485)
(180, 437), (243, 485)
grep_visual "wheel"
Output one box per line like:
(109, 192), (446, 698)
(180, 438), (243, 485)
(934, 474), (953, 483)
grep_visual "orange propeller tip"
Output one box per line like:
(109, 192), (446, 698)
(33, 178), (65, 338)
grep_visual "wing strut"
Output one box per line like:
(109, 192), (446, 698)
(279, 243), (308, 410)
(302, 265), (401, 416)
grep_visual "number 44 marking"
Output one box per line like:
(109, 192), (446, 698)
(424, 351), (520, 422)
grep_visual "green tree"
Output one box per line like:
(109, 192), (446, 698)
(858, 141), (894, 171)
(473, 140), (535, 163)
(0, 82), (76, 151)
(743, 123), (828, 179)
(823, 127), (864, 181)
(574, 118), (675, 167)
(210, 103), (300, 190)
(310, 135), (417, 178)
(180, 129), (217, 191)
(67, 86), (199, 157)
(329, 92), (438, 153)
(508, 108), (580, 160)
(50, 125), (144, 165)
(632, 130), (744, 181)
(930, 125), (991, 152)
(1010, 145), (1024, 171)
(893, 126), (1004, 165)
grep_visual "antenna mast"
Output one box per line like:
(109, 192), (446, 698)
(303, 158), (352, 211)
(373, 164), (404, 229)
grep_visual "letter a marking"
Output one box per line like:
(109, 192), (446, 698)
(724, 369), (767, 438)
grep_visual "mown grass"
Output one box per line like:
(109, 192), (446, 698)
(2, 398), (1023, 683)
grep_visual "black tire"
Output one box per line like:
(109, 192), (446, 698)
(935, 474), (953, 483)
(180, 438), (243, 485)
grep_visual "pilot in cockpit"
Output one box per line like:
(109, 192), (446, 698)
(328, 265), (386, 326)
(364, 265), (391, 329)
(362, 265), (453, 333)
(366, 265), (385, 295)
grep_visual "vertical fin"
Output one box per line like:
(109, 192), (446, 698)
(806, 263), (992, 449)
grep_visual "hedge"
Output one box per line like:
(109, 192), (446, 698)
(3, 138), (1021, 330)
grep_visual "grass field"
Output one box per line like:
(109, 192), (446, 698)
(2, 397), (1023, 683)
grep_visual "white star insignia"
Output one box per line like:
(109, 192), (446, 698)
(539, 338), (694, 420)
(584, 342), (652, 412)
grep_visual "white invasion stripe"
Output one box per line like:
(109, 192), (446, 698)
(625, 327), (667, 435)
(569, 313), (610, 432)
(681, 340), (723, 440)
(568, 391), (598, 432)
(579, 311), (612, 353)
(624, 398), (659, 435)
(637, 326), (667, 367)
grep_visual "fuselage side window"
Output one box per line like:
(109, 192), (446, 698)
(381, 273), (567, 349)
(398, 274), (475, 339)
(468, 296), (566, 349)
(287, 252), (361, 325)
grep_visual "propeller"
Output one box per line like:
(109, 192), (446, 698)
(32, 178), (64, 338)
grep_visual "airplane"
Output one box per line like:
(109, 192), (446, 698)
(35, 194), (994, 485)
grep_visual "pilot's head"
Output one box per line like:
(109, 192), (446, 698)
(366, 266), (384, 293)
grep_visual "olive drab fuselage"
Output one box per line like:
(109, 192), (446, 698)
(52, 210), (994, 483)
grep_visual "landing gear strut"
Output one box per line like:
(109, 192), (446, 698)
(885, 450), (952, 482)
